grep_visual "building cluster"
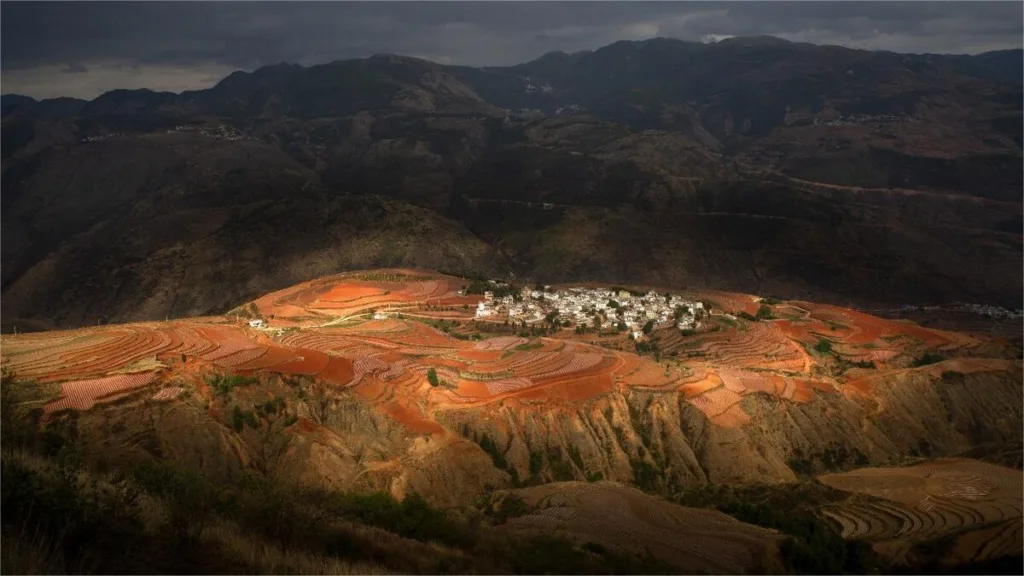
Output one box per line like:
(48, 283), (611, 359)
(950, 303), (1023, 319)
(521, 76), (554, 95)
(554, 104), (583, 116)
(813, 114), (913, 127)
(505, 108), (545, 121)
(165, 124), (247, 140)
(473, 284), (704, 338)
(80, 133), (123, 143)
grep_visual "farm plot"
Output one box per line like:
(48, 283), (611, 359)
(500, 482), (784, 574)
(2, 324), (179, 382)
(683, 323), (806, 372)
(249, 270), (472, 324)
(152, 386), (186, 402)
(694, 291), (763, 316)
(619, 357), (682, 390)
(45, 372), (159, 413)
(818, 458), (1024, 551)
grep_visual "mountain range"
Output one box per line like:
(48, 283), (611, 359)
(2, 37), (1022, 330)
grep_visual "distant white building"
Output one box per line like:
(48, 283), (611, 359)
(248, 319), (265, 329)
(475, 302), (496, 318)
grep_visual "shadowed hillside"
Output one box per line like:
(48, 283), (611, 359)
(2, 38), (1021, 329)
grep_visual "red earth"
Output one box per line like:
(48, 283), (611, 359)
(2, 270), (1010, 433)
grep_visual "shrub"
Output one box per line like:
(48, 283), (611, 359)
(205, 372), (258, 396)
(477, 433), (507, 469)
(941, 370), (966, 384)
(332, 491), (473, 548)
(737, 311), (759, 322)
(528, 451), (543, 475)
(426, 368), (440, 387)
(756, 304), (774, 319)
(514, 340), (544, 351)
(914, 352), (945, 367)
(813, 338), (833, 354)
(632, 459), (662, 493)
(642, 320), (655, 335)
(548, 448), (574, 481)
(490, 494), (531, 523)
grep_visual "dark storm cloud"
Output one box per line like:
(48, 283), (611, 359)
(2, 1), (1022, 99)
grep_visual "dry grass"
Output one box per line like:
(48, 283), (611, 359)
(204, 521), (392, 575)
(0, 530), (70, 575)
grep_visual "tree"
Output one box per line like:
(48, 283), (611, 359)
(813, 338), (833, 354)
(427, 368), (440, 387)
(642, 320), (655, 335)
(756, 304), (773, 319)
(616, 321), (627, 332)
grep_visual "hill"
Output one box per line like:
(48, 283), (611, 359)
(2, 37), (1021, 329)
(1, 270), (1020, 573)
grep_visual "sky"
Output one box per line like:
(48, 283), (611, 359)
(2, 1), (1022, 100)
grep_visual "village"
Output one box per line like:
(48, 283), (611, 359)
(812, 113), (914, 126)
(165, 124), (248, 140)
(469, 282), (705, 340)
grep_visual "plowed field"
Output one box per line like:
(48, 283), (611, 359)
(819, 458), (1024, 563)
(499, 482), (784, 574)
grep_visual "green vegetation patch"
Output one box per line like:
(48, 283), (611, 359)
(514, 340), (544, 351)
(204, 371), (258, 396)
(913, 352), (945, 367)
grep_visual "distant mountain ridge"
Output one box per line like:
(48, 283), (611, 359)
(2, 36), (1021, 328)
(4, 38), (1020, 112)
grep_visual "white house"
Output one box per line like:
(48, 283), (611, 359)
(475, 302), (495, 318)
(249, 319), (265, 329)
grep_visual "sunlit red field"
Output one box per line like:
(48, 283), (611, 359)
(250, 268), (478, 326)
(1, 270), (1010, 434)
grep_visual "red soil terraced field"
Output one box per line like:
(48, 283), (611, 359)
(2, 271), (1014, 437)
(819, 458), (1024, 563)
(661, 321), (808, 372)
(248, 269), (478, 326)
(498, 481), (785, 574)
(693, 290), (763, 316)
(45, 372), (159, 413)
(775, 302), (989, 368)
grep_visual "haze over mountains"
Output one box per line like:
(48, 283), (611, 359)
(2, 37), (1022, 329)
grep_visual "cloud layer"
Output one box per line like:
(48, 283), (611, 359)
(3, 1), (1022, 99)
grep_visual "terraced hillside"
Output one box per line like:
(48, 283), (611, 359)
(819, 459), (1024, 567)
(1, 270), (1020, 507)
(493, 481), (785, 574)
